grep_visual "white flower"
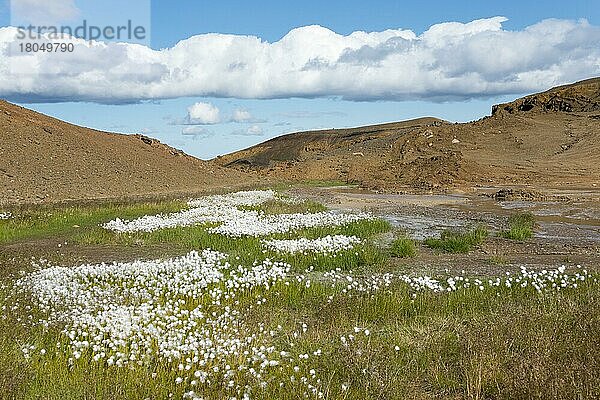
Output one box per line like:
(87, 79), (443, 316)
(103, 190), (373, 237)
(14, 249), (293, 384)
(263, 235), (362, 254)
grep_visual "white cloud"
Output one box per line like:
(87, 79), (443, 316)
(0, 17), (599, 103)
(11, 0), (80, 25)
(246, 125), (263, 135)
(230, 108), (266, 123)
(232, 124), (264, 136)
(187, 102), (220, 125)
(231, 109), (252, 122)
(181, 126), (212, 137)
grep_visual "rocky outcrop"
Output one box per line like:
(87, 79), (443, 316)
(492, 78), (600, 115)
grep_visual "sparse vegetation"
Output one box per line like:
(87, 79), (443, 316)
(487, 255), (509, 266)
(424, 225), (488, 253)
(269, 180), (353, 190)
(500, 212), (536, 240)
(390, 236), (417, 258)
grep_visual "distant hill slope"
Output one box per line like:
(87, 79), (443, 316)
(217, 78), (600, 191)
(0, 101), (253, 204)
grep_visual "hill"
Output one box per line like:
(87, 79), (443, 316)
(0, 101), (253, 204)
(217, 78), (600, 191)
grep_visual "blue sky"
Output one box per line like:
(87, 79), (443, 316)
(149, 1), (599, 47)
(1, 0), (599, 159)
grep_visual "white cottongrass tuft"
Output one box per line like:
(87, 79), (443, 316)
(14, 250), (291, 365)
(103, 190), (277, 233)
(211, 211), (370, 238)
(11, 250), (326, 397)
(321, 265), (592, 304)
(103, 190), (373, 237)
(6, 247), (596, 398)
(263, 235), (362, 254)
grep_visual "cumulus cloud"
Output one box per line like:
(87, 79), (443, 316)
(0, 17), (599, 104)
(186, 102), (221, 125)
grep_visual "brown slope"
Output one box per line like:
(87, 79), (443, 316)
(217, 78), (600, 191)
(0, 101), (253, 204)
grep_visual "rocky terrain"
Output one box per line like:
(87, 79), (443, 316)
(0, 101), (255, 204)
(218, 78), (600, 192)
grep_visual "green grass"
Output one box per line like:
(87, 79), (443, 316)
(278, 244), (387, 272)
(0, 201), (187, 245)
(286, 219), (392, 240)
(66, 194), (392, 272)
(3, 269), (598, 399)
(500, 212), (536, 241)
(76, 218), (391, 272)
(3, 194), (597, 399)
(390, 236), (417, 258)
(246, 276), (600, 399)
(424, 225), (488, 253)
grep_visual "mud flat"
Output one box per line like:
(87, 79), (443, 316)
(289, 186), (600, 275)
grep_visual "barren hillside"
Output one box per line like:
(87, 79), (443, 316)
(0, 101), (254, 204)
(218, 78), (600, 191)
(2, 79), (598, 204)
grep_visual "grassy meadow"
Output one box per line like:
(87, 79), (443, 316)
(0, 192), (598, 399)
